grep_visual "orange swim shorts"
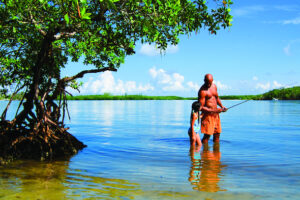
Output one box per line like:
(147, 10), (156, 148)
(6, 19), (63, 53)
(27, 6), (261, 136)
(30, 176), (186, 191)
(201, 113), (222, 135)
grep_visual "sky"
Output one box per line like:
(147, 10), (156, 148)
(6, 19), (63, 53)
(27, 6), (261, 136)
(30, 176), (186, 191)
(62, 0), (300, 97)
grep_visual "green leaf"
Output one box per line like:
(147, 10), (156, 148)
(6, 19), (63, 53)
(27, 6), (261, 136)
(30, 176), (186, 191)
(64, 14), (70, 24)
(82, 13), (91, 20)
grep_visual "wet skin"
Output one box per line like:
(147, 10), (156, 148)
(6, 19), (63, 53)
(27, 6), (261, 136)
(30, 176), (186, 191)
(198, 74), (227, 143)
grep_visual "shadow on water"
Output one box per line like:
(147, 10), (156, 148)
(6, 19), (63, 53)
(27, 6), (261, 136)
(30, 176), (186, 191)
(188, 143), (227, 192)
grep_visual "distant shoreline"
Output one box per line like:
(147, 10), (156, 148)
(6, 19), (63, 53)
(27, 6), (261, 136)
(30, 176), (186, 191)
(1, 86), (299, 100)
(65, 94), (257, 100)
(65, 94), (197, 100)
(62, 86), (300, 100)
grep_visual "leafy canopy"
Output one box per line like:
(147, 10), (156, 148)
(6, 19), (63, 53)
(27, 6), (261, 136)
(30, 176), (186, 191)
(0, 0), (233, 94)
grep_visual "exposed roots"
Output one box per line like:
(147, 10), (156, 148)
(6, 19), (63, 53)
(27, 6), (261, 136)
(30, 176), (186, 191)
(0, 120), (86, 165)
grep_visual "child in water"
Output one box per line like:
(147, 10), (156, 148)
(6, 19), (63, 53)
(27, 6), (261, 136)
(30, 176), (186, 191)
(188, 101), (202, 148)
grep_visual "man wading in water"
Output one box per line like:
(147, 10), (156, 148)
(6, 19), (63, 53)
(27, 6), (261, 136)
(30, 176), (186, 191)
(198, 74), (227, 144)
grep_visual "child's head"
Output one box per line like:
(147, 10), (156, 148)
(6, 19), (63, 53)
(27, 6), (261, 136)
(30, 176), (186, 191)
(192, 101), (201, 112)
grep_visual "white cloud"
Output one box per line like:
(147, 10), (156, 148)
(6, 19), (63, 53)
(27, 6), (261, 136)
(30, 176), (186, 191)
(149, 67), (232, 93)
(234, 5), (300, 19)
(283, 44), (291, 55)
(166, 45), (179, 54)
(232, 5), (265, 17)
(273, 81), (283, 88)
(149, 68), (172, 84)
(255, 81), (284, 91)
(79, 71), (154, 94)
(187, 81), (200, 92)
(139, 44), (179, 56)
(273, 5), (299, 12)
(266, 16), (300, 25)
(140, 44), (159, 56)
(282, 17), (300, 25)
(214, 80), (230, 90)
(149, 67), (159, 78)
(256, 82), (271, 90)
(68, 67), (234, 96)
(282, 39), (300, 56)
(149, 67), (185, 91)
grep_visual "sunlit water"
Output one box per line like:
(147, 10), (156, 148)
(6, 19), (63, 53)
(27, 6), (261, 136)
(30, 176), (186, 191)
(0, 100), (300, 199)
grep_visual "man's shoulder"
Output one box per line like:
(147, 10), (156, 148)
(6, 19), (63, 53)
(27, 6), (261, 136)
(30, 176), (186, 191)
(212, 83), (218, 91)
(198, 84), (206, 91)
(198, 85), (207, 96)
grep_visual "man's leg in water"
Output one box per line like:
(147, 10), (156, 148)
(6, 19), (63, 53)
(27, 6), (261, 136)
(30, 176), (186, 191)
(202, 134), (210, 144)
(213, 133), (220, 143)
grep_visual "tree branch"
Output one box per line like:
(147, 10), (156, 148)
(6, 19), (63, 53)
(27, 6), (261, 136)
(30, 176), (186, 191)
(29, 11), (46, 36)
(1, 83), (25, 121)
(61, 67), (117, 83)
(54, 31), (77, 40)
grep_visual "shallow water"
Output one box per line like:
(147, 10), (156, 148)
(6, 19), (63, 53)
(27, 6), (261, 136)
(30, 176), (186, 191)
(0, 100), (300, 199)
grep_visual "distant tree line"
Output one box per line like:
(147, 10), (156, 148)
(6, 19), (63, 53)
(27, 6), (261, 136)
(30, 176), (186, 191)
(65, 93), (195, 100)
(220, 95), (260, 100)
(1, 87), (300, 101)
(260, 86), (300, 100)
(220, 86), (300, 100)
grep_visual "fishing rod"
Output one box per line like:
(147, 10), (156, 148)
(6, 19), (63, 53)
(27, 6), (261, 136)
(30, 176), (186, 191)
(227, 99), (251, 110)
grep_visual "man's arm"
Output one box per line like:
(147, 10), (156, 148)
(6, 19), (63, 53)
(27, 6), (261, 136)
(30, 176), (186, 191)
(216, 95), (223, 108)
(215, 86), (227, 111)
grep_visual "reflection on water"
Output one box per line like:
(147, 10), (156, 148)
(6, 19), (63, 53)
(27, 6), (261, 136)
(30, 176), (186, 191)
(0, 160), (70, 199)
(189, 143), (226, 192)
(0, 160), (141, 199)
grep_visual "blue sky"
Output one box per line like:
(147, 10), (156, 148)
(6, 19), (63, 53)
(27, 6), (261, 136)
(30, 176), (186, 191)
(63, 0), (300, 97)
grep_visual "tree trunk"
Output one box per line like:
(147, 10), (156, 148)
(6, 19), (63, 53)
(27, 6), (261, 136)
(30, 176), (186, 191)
(0, 30), (86, 165)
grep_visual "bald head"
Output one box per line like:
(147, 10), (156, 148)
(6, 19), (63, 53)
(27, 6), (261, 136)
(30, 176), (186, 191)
(204, 74), (213, 88)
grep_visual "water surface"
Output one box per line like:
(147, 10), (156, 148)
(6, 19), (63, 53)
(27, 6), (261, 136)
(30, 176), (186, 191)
(0, 100), (299, 199)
